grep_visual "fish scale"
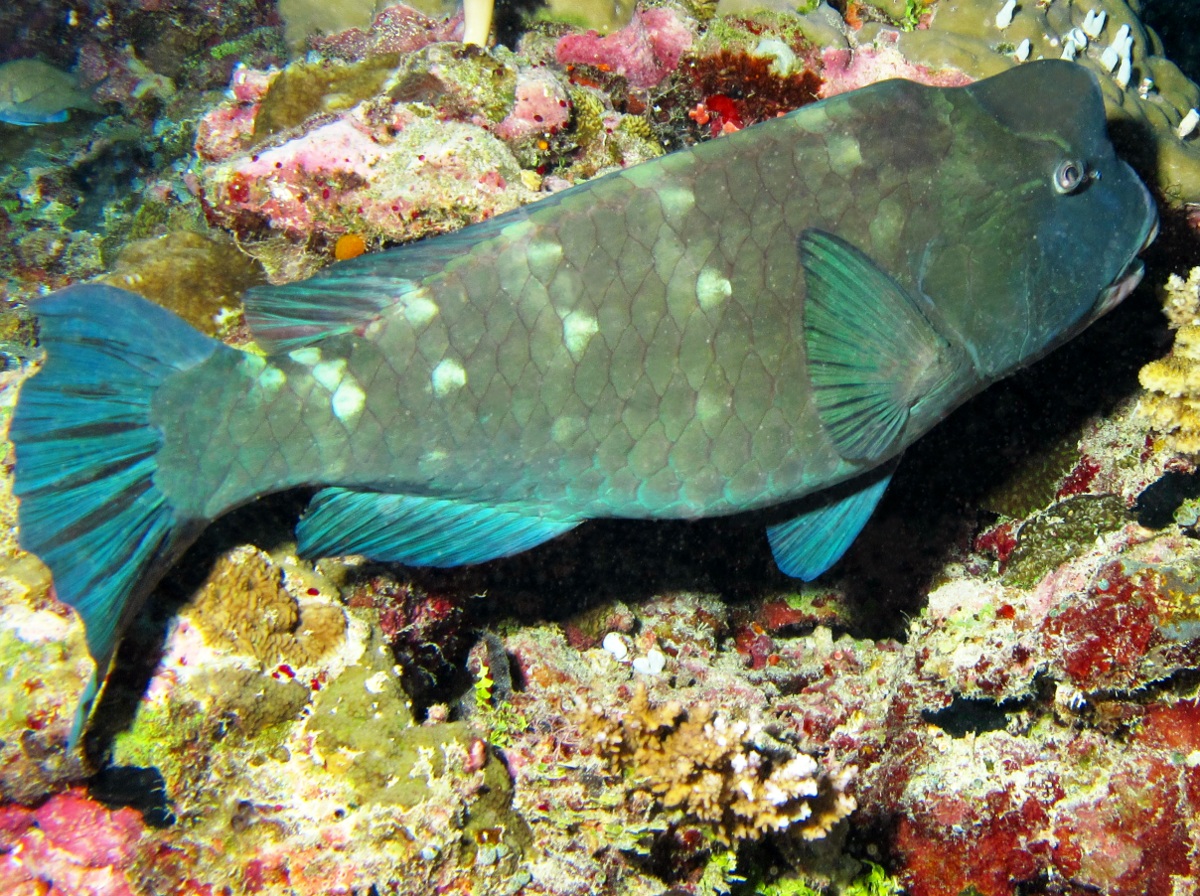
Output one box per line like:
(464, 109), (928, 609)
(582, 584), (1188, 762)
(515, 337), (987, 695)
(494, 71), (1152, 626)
(9, 61), (1157, 743)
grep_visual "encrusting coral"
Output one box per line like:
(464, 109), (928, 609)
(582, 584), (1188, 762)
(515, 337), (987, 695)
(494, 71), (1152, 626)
(580, 682), (855, 844)
(1139, 268), (1200, 452)
(185, 546), (345, 666)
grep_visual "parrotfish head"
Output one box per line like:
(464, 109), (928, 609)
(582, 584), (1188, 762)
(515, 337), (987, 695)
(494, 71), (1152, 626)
(913, 60), (1157, 380)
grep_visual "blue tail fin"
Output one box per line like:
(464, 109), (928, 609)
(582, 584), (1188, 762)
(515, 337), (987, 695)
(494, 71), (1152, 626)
(10, 284), (222, 746)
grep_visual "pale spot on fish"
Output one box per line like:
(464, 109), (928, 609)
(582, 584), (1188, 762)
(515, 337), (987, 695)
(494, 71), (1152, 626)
(238, 354), (267, 376)
(402, 292), (439, 327)
(658, 186), (696, 222)
(431, 359), (467, 396)
(331, 378), (366, 422)
(499, 217), (536, 243)
(869, 197), (907, 256)
(696, 268), (732, 311)
(312, 359), (347, 392)
(696, 391), (728, 422)
(527, 240), (564, 281)
(257, 366), (286, 395)
(289, 346), (322, 366)
(552, 416), (586, 444)
(562, 311), (598, 360)
(827, 134), (863, 178)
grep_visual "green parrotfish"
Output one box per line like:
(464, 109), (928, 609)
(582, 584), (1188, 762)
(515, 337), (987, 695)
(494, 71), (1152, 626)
(11, 60), (1156, 742)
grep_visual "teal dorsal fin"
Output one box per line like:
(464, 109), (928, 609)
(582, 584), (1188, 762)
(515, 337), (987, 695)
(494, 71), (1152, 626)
(296, 488), (579, 567)
(801, 229), (958, 463)
(766, 469), (893, 580)
(243, 200), (559, 353)
(242, 223), (490, 352)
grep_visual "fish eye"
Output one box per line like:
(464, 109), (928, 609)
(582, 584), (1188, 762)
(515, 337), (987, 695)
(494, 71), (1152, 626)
(1053, 159), (1087, 194)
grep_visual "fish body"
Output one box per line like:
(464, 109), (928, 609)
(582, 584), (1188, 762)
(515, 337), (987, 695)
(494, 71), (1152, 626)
(10, 60), (1155, 740)
(0, 59), (101, 126)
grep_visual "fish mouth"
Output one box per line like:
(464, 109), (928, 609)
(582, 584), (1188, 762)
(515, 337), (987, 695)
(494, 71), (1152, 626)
(1094, 257), (1144, 318)
(1093, 185), (1157, 319)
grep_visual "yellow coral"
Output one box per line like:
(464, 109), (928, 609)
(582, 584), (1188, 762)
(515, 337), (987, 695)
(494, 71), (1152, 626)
(581, 684), (855, 843)
(185, 545), (345, 666)
(1160, 267), (1200, 330)
(1137, 270), (1200, 454)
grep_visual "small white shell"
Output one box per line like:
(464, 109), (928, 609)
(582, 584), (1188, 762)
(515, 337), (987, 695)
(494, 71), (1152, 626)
(1060, 41), (1077, 61)
(1179, 108), (1200, 141)
(1067, 28), (1089, 50)
(632, 648), (666, 676)
(601, 632), (629, 661)
(1138, 77), (1154, 99)
(1015, 38), (1031, 62)
(995, 0), (1017, 30)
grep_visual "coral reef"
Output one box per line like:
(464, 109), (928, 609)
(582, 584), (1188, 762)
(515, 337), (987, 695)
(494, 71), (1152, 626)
(582, 682), (855, 843)
(1139, 268), (1200, 453)
(98, 230), (265, 335)
(6, 1), (1200, 894)
(0, 788), (144, 895)
(183, 545), (345, 666)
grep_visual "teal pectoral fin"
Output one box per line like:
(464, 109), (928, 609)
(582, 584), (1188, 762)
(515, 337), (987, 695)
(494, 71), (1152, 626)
(767, 468), (893, 580)
(10, 284), (221, 746)
(801, 229), (963, 463)
(297, 488), (579, 567)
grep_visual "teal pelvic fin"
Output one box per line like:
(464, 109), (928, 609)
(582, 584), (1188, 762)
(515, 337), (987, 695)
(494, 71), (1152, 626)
(801, 229), (954, 463)
(10, 284), (220, 746)
(766, 468), (894, 580)
(297, 488), (579, 567)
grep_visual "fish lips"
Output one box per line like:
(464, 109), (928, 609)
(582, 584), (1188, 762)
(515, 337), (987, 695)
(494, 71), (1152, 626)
(1093, 178), (1158, 319)
(1094, 257), (1144, 319)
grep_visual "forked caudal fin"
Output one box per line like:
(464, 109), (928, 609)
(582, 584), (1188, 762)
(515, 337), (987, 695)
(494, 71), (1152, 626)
(10, 284), (224, 747)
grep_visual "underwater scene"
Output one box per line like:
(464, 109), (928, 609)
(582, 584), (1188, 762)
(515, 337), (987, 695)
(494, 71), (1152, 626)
(2, 0), (1200, 894)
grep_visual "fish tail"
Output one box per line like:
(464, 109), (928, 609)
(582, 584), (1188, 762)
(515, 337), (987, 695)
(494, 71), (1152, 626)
(10, 284), (223, 747)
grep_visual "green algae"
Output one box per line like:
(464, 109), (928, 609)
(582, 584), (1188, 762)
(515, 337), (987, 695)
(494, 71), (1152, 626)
(98, 230), (265, 335)
(1003, 495), (1128, 589)
(980, 437), (1082, 519)
(390, 43), (518, 124)
(254, 54), (403, 141)
(0, 620), (88, 803)
(110, 668), (310, 797)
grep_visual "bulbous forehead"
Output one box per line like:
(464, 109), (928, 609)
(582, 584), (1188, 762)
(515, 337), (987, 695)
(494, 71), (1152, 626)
(963, 60), (1109, 155)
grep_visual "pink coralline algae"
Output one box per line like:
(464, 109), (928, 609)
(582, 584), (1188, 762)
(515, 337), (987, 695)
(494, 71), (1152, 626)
(199, 109), (530, 243)
(310, 3), (461, 61)
(195, 66), (277, 163)
(555, 6), (695, 89)
(495, 68), (570, 143)
(0, 789), (145, 896)
(819, 44), (972, 97)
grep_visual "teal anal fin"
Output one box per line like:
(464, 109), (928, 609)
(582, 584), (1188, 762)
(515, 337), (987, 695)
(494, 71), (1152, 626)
(10, 284), (221, 746)
(766, 469), (893, 580)
(801, 229), (957, 463)
(297, 488), (579, 567)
